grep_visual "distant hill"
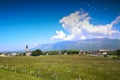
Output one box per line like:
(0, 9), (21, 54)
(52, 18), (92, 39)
(31, 38), (120, 51)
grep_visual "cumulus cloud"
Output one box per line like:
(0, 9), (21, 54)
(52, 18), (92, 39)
(51, 31), (74, 40)
(111, 16), (120, 25)
(51, 10), (120, 40)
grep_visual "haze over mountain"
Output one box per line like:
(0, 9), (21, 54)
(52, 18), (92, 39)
(32, 38), (120, 51)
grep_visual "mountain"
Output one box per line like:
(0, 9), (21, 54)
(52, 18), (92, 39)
(31, 38), (120, 51)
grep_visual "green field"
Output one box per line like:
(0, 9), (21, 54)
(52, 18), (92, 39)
(0, 55), (120, 80)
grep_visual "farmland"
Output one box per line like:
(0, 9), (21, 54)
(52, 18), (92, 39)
(0, 55), (120, 80)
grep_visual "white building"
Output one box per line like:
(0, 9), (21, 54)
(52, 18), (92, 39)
(0, 54), (6, 57)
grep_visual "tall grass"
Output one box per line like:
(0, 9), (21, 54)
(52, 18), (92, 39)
(0, 55), (120, 80)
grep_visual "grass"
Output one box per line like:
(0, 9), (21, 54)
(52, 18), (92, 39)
(0, 55), (120, 80)
(0, 69), (40, 80)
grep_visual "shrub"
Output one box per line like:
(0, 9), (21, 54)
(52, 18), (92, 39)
(47, 51), (59, 55)
(31, 49), (43, 56)
(107, 51), (117, 55)
(67, 50), (79, 54)
(116, 49), (120, 57)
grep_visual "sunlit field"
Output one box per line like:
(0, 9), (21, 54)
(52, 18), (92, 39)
(0, 55), (120, 80)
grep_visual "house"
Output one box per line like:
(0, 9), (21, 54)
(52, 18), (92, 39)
(79, 50), (86, 55)
(97, 49), (109, 57)
(26, 52), (32, 56)
(64, 52), (68, 55)
(11, 53), (18, 56)
(0, 54), (6, 57)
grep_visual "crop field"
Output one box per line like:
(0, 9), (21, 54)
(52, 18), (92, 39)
(0, 55), (120, 80)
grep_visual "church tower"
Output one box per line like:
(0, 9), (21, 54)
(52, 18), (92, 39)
(25, 45), (31, 56)
(26, 45), (28, 53)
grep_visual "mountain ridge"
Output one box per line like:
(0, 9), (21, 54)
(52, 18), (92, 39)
(31, 38), (120, 51)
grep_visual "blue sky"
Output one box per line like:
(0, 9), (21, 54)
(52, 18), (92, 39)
(0, 0), (120, 51)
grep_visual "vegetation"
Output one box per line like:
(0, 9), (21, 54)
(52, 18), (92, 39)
(31, 49), (43, 56)
(61, 50), (79, 55)
(116, 49), (120, 57)
(43, 50), (79, 55)
(44, 50), (59, 55)
(67, 50), (79, 54)
(0, 55), (120, 80)
(107, 51), (117, 55)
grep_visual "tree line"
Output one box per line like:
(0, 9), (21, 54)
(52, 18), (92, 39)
(30, 49), (79, 56)
(31, 49), (120, 57)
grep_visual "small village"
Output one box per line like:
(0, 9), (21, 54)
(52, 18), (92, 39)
(0, 45), (116, 57)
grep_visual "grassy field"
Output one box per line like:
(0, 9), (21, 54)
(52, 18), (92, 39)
(0, 55), (120, 80)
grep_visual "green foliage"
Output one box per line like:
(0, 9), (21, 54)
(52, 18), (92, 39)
(61, 50), (67, 54)
(61, 50), (79, 55)
(113, 57), (120, 59)
(31, 49), (43, 56)
(107, 51), (117, 55)
(0, 69), (41, 80)
(0, 55), (120, 80)
(67, 50), (79, 54)
(107, 50), (120, 56)
(116, 49), (120, 56)
(47, 51), (59, 55)
(44, 50), (69, 55)
(23, 52), (26, 56)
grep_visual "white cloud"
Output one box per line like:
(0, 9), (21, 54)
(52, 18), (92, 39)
(51, 31), (74, 40)
(111, 16), (120, 25)
(51, 31), (66, 40)
(51, 10), (120, 40)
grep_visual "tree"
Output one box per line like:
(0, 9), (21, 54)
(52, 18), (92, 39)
(61, 50), (67, 54)
(67, 50), (79, 54)
(116, 49), (120, 57)
(48, 51), (59, 55)
(31, 49), (43, 56)
(107, 51), (117, 55)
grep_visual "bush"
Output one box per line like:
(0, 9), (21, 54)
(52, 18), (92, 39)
(61, 50), (67, 54)
(61, 50), (79, 55)
(67, 50), (79, 54)
(107, 51), (117, 55)
(116, 49), (120, 57)
(113, 57), (120, 59)
(47, 51), (59, 55)
(31, 49), (43, 56)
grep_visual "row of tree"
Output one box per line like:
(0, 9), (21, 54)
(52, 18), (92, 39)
(107, 49), (120, 56)
(31, 49), (120, 56)
(31, 49), (79, 56)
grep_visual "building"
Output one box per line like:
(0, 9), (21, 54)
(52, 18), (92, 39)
(0, 54), (6, 57)
(98, 49), (108, 57)
(25, 45), (31, 56)
(26, 45), (28, 52)
(11, 53), (18, 56)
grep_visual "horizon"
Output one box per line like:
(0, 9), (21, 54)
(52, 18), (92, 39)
(1, 38), (119, 52)
(0, 0), (120, 51)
